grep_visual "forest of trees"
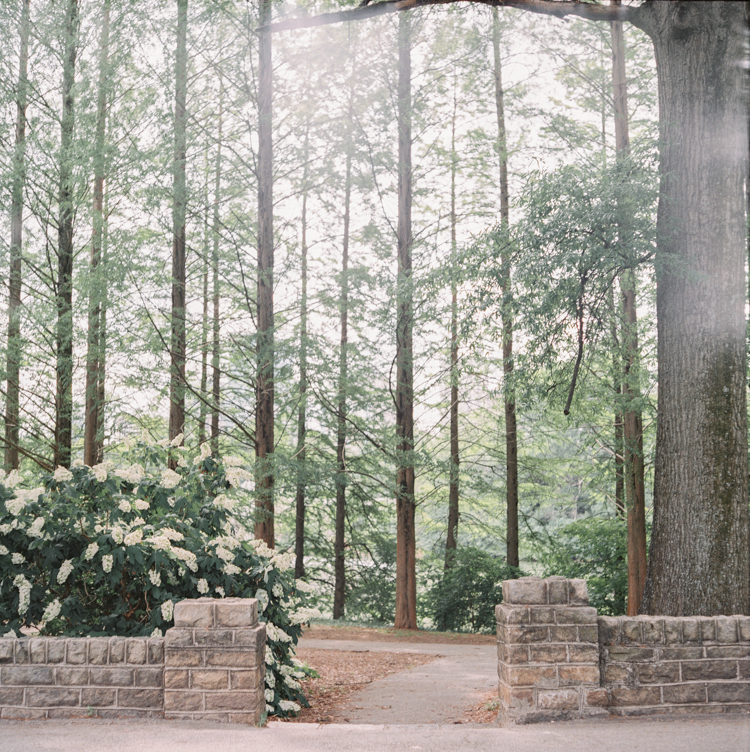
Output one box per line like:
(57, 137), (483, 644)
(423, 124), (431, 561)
(0, 0), (747, 628)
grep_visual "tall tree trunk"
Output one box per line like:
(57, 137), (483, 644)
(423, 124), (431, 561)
(610, 285), (625, 518)
(84, 0), (110, 467)
(333, 97), (354, 619)
(610, 2), (647, 616)
(492, 8), (518, 569)
(198, 146), (210, 447)
(394, 11), (416, 630)
(210, 78), (223, 456)
(5, 0), (30, 472)
(636, 2), (749, 616)
(55, 0), (79, 469)
(294, 133), (309, 581)
(169, 0), (188, 453)
(444, 77), (459, 572)
(255, 0), (275, 548)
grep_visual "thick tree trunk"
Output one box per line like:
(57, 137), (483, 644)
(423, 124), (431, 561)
(493, 8), (518, 569)
(636, 2), (749, 616)
(84, 0), (110, 467)
(333, 105), (353, 619)
(394, 10), (416, 630)
(5, 0), (30, 472)
(169, 0), (188, 453)
(55, 0), (79, 469)
(610, 0), (647, 617)
(444, 79), (459, 572)
(255, 0), (275, 548)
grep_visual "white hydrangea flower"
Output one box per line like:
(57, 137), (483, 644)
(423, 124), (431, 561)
(146, 535), (172, 552)
(172, 547), (198, 572)
(41, 599), (62, 624)
(255, 589), (269, 613)
(0, 523), (11, 534)
(71, 458), (84, 468)
(134, 500), (149, 511)
(177, 456), (189, 468)
(213, 495), (234, 510)
(28, 517), (45, 537)
(215, 586), (225, 597)
(124, 529), (143, 546)
(225, 467), (252, 488)
(224, 563), (240, 576)
(265, 688), (274, 702)
(149, 570), (161, 587)
(57, 559), (74, 584)
(14, 574), (31, 614)
(252, 539), (273, 558)
(223, 456), (243, 467)
(161, 469), (181, 489)
(54, 466), (73, 483)
(4, 469), (22, 487)
(294, 579), (315, 594)
(5, 498), (26, 516)
(102, 555), (113, 573)
(11, 552), (24, 564)
(84, 543), (99, 561)
(197, 578), (209, 594)
(271, 551), (296, 572)
(167, 497), (176, 507)
(111, 527), (124, 544)
(215, 546), (234, 562)
(283, 676), (301, 690)
(116, 464), (145, 484)
(0, 544), (8, 556)
(266, 704), (274, 713)
(162, 528), (183, 541)
(92, 463), (108, 482)
(151, 627), (163, 637)
(272, 583), (283, 599)
(265, 645), (276, 665)
(265, 622), (292, 644)
(161, 600), (174, 622)
(279, 700), (300, 714)
(118, 500), (131, 513)
(170, 433), (184, 448)
(290, 606), (322, 625)
(265, 670), (275, 689)
(157, 438), (170, 448)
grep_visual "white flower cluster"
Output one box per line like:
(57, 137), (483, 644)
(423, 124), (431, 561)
(224, 563), (240, 575)
(271, 551), (295, 572)
(3, 469), (22, 487)
(57, 559), (74, 584)
(294, 579), (316, 594)
(161, 469), (181, 489)
(146, 535), (171, 552)
(197, 578), (209, 594)
(149, 570), (161, 587)
(201, 442), (212, 460)
(162, 528), (183, 541)
(124, 529), (143, 546)
(111, 526), (124, 544)
(116, 464), (146, 484)
(102, 554), (113, 573)
(265, 670), (275, 688)
(264, 688), (274, 702)
(161, 600), (174, 621)
(0, 544), (8, 555)
(91, 463), (108, 482)
(14, 574), (31, 614)
(265, 622), (292, 644)
(28, 517), (44, 537)
(41, 598), (62, 625)
(172, 547), (198, 572)
(134, 500), (149, 511)
(84, 543), (99, 561)
(12, 553), (24, 565)
(170, 433), (184, 448)
(212, 495), (234, 510)
(222, 456), (244, 467)
(289, 606), (322, 625)
(278, 700), (301, 714)
(118, 500), (131, 513)
(225, 467), (252, 488)
(215, 546), (234, 562)
(53, 466), (73, 483)
(5, 498), (26, 516)
(272, 583), (283, 599)
(255, 588), (269, 613)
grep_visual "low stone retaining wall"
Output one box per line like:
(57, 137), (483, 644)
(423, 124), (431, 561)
(0, 597), (265, 724)
(497, 577), (750, 724)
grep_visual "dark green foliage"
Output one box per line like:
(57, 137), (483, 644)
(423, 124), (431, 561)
(425, 547), (522, 634)
(537, 517), (628, 616)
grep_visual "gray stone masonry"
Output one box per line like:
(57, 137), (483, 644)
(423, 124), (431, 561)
(164, 597), (266, 725)
(496, 576), (608, 725)
(599, 613), (750, 716)
(0, 597), (265, 724)
(0, 635), (164, 719)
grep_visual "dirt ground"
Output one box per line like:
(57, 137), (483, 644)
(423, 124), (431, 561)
(280, 624), (499, 724)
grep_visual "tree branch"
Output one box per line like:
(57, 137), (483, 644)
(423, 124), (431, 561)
(262, 0), (637, 34)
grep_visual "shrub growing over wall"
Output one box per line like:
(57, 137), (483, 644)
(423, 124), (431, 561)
(0, 436), (317, 717)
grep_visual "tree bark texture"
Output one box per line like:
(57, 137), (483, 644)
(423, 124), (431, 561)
(394, 11), (417, 630)
(444, 77), (459, 571)
(169, 0), (188, 453)
(84, 0), (110, 467)
(55, 0), (79, 469)
(493, 8), (518, 569)
(637, 2), (749, 616)
(5, 0), (30, 472)
(255, 0), (275, 548)
(333, 98), (354, 619)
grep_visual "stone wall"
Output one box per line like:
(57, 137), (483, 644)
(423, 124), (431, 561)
(497, 577), (750, 724)
(0, 597), (265, 724)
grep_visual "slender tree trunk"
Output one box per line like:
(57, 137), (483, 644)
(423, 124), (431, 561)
(610, 285), (625, 518)
(294, 135), (309, 581)
(333, 97), (354, 619)
(210, 76), (223, 455)
(169, 0), (188, 454)
(198, 194), (209, 447)
(55, 0), (79, 469)
(394, 11), (416, 630)
(255, 0), (275, 548)
(444, 77), (459, 572)
(5, 0), (30, 472)
(84, 0), (110, 467)
(610, 2), (647, 616)
(636, 2), (749, 616)
(492, 8), (518, 569)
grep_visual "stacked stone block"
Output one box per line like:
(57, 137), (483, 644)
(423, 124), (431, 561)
(0, 636), (164, 719)
(496, 576), (607, 725)
(599, 614), (750, 716)
(164, 597), (265, 724)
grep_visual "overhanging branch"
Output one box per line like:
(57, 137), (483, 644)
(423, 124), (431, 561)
(262, 0), (636, 34)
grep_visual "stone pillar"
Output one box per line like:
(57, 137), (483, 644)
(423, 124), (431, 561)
(496, 576), (607, 725)
(164, 597), (265, 724)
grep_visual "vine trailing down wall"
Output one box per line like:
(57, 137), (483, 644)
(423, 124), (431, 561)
(496, 577), (750, 725)
(0, 438), (320, 718)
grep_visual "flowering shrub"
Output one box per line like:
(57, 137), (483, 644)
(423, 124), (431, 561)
(0, 436), (318, 717)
